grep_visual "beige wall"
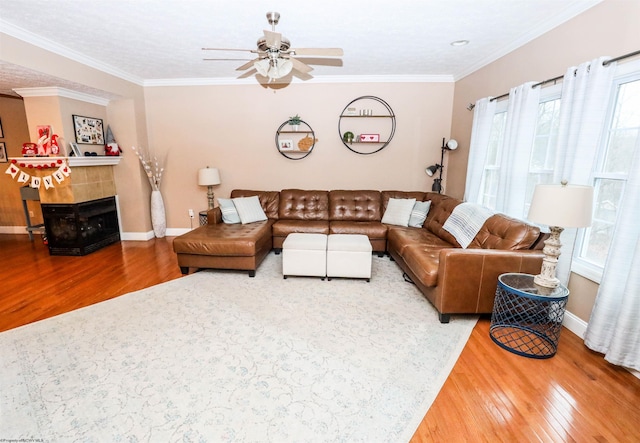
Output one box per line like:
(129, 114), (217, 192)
(0, 97), (33, 228)
(449, 0), (640, 322)
(144, 81), (455, 229)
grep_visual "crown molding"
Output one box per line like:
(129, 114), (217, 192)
(13, 87), (110, 106)
(144, 74), (454, 87)
(1, 20), (144, 86)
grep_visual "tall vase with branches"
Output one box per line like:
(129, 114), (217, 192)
(131, 146), (166, 238)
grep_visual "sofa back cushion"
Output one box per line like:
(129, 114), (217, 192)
(329, 190), (382, 221)
(468, 214), (541, 250)
(230, 190), (280, 219)
(423, 192), (463, 246)
(381, 191), (428, 213)
(279, 189), (329, 220)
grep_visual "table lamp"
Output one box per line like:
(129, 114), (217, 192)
(198, 166), (221, 209)
(527, 181), (593, 288)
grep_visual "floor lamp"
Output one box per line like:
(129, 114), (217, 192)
(426, 138), (458, 193)
(198, 166), (221, 210)
(527, 181), (593, 288)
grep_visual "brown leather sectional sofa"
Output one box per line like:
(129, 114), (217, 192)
(173, 189), (545, 322)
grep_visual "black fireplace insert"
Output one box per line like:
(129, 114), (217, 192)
(41, 196), (120, 256)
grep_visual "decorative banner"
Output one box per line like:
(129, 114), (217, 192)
(53, 170), (65, 183)
(5, 164), (19, 178)
(43, 176), (54, 189)
(6, 159), (71, 189)
(18, 171), (30, 183)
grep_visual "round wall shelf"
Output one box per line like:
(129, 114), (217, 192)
(338, 96), (396, 155)
(275, 120), (316, 160)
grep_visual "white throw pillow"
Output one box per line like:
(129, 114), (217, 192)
(381, 198), (416, 227)
(408, 200), (431, 228)
(232, 195), (268, 224)
(218, 198), (241, 224)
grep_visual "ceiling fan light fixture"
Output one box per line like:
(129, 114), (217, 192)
(254, 59), (271, 76)
(272, 58), (293, 78)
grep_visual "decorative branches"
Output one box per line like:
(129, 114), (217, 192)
(131, 146), (164, 191)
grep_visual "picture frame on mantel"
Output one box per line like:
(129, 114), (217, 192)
(72, 115), (104, 145)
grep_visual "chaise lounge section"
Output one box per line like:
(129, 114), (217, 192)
(173, 189), (545, 322)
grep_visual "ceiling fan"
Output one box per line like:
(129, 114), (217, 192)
(202, 12), (344, 82)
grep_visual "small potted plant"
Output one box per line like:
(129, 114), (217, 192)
(288, 114), (302, 131)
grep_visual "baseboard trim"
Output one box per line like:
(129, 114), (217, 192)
(0, 226), (31, 235)
(563, 310), (588, 339)
(120, 231), (155, 241)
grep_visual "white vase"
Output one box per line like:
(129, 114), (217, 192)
(150, 190), (166, 238)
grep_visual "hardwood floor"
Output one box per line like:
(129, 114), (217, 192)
(1, 234), (639, 441)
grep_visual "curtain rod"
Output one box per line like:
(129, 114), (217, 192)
(487, 49), (640, 103)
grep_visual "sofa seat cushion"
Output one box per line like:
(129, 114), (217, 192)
(400, 244), (449, 287)
(173, 220), (274, 257)
(329, 221), (387, 239)
(387, 226), (453, 256)
(272, 219), (330, 236)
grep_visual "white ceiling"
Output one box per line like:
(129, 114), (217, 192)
(0, 0), (602, 98)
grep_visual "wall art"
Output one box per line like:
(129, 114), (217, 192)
(73, 115), (104, 145)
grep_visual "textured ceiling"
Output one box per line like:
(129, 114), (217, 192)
(0, 0), (601, 98)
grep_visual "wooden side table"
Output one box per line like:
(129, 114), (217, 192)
(490, 273), (569, 359)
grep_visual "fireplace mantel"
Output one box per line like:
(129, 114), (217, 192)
(9, 156), (122, 167)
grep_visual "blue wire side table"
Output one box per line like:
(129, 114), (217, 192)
(490, 273), (569, 359)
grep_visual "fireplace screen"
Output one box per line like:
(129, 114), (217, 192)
(42, 196), (120, 256)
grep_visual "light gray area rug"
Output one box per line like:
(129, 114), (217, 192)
(1, 252), (477, 442)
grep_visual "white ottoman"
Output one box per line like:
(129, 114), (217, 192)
(282, 233), (328, 279)
(327, 234), (372, 281)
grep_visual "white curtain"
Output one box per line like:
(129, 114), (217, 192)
(464, 97), (496, 203)
(552, 57), (616, 284)
(584, 135), (640, 371)
(494, 82), (541, 218)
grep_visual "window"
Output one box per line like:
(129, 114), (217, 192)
(478, 110), (506, 209)
(574, 76), (640, 281)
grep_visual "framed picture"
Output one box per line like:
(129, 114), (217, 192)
(360, 133), (380, 143)
(72, 115), (104, 145)
(0, 142), (7, 163)
(0, 117), (3, 138)
(69, 142), (82, 157)
(278, 139), (294, 151)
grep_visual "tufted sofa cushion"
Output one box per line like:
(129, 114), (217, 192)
(468, 214), (541, 250)
(279, 189), (329, 220)
(329, 190), (382, 221)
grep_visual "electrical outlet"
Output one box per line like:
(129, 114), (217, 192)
(29, 210), (35, 217)
(188, 209), (195, 219)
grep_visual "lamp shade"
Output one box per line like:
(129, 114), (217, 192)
(198, 167), (221, 186)
(425, 165), (440, 177)
(528, 183), (593, 228)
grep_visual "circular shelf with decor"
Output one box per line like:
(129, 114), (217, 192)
(275, 119), (316, 160)
(338, 96), (396, 155)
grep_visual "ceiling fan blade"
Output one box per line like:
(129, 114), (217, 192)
(289, 57), (314, 74)
(203, 58), (253, 61)
(264, 30), (281, 49)
(291, 48), (344, 57)
(236, 58), (260, 71)
(237, 68), (257, 79)
(293, 70), (314, 81)
(295, 57), (343, 67)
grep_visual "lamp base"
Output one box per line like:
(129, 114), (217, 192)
(533, 226), (563, 289)
(207, 186), (215, 210)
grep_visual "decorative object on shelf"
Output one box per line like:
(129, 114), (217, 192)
(275, 119), (316, 160)
(202, 12), (343, 83)
(131, 145), (166, 238)
(288, 114), (302, 131)
(278, 140), (294, 151)
(527, 181), (593, 288)
(338, 96), (396, 155)
(426, 138), (458, 193)
(104, 126), (121, 156)
(69, 142), (82, 157)
(342, 131), (354, 143)
(198, 166), (221, 210)
(73, 115), (104, 145)
(0, 142), (6, 163)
